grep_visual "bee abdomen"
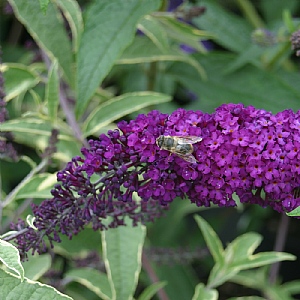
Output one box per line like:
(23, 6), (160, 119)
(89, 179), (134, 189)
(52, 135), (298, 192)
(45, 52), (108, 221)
(176, 143), (193, 155)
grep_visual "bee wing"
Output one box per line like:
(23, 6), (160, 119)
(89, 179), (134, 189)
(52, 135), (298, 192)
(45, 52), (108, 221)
(176, 153), (198, 164)
(177, 136), (203, 144)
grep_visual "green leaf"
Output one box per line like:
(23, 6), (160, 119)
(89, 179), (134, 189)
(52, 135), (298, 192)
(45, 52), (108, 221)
(118, 36), (206, 79)
(0, 268), (72, 299)
(208, 263), (239, 289)
(283, 9), (296, 33)
(38, 0), (50, 14)
(169, 53), (300, 113)
(45, 60), (59, 122)
(29, 89), (43, 107)
(66, 268), (112, 300)
(231, 270), (300, 299)
(13, 173), (57, 200)
(0, 239), (24, 281)
(83, 91), (171, 136)
(76, 0), (161, 117)
(281, 280), (300, 295)
(224, 233), (262, 263)
(193, 0), (252, 53)
(222, 45), (264, 74)
(207, 232), (295, 288)
(101, 221), (146, 300)
(230, 269), (267, 290)
(209, 251), (295, 288)
(260, 0), (299, 23)
(0, 117), (53, 146)
(138, 282), (167, 300)
(192, 283), (218, 300)
(54, 138), (81, 162)
(153, 264), (197, 300)
(8, 0), (74, 85)
(55, 228), (101, 256)
(227, 297), (265, 300)
(157, 16), (213, 52)
(26, 215), (38, 230)
(138, 15), (170, 53)
(224, 232), (295, 271)
(0, 118), (81, 162)
(264, 284), (296, 300)
(1, 63), (40, 101)
(233, 252), (295, 270)
(194, 215), (224, 264)
(22, 254), (51, 281)
(286, 206), (300, 216)
(55, 0), (83, 52)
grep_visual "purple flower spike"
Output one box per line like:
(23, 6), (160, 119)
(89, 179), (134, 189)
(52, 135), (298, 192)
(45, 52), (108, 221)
(9, 104), (300, 259)
(49, 104), (300, 211)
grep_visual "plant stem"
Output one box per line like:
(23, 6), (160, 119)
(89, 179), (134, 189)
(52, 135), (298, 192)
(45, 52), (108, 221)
(142, 252), (170, 300)
(2, 158), (49, 209)
(236, 0), (265, 29)
(2, 198), (34, 232)
(147, 62), (157, 91)
(266, 42), (295, 71)
(59, 83), (89, 148)
(40, 50), (88, 148)
(268, 213), (290, 284)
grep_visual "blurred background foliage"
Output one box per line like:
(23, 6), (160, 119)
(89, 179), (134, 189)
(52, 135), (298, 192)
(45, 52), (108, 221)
(2, 0), (300, 299)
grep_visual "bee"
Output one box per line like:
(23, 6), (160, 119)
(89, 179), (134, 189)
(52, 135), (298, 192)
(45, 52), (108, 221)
(156, 135), (203, 163)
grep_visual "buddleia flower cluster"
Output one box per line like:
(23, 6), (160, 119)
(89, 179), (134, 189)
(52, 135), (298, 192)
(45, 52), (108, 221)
(9, 103), (300, 259)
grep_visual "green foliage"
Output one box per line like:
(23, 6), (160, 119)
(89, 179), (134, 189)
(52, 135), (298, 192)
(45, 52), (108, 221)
(0, 268), (72, 299)
(1, 118), (81, 161)
(2, 0), (300, 299)
(157, 15), (213, 52)
(287, 206), (300, 216)
(230, 269), (300, 300)
(83, 91), (171, 137)
(195, 215), (296, 298)
(137, 281), (167, 300)
(0, 239), (24, 280)
(195, 0), (252, 52)
(194, 214), (224, 264)
(192, 283), (218, 300)
(22, 254), (51, 281)
(1, 63), (40, 101)
(8, 0), (74, 85)
(101, 221), (146, 300)
(76, 0), (161, 117)
(45, 60), (59, 123)
(66, 268), (112, 300)
(10, 173), (56, 200)
(55, 0), (83, 52)
(38, 0), (50, 15)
